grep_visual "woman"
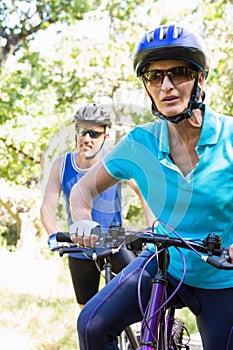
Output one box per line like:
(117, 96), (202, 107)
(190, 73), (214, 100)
(70, 24), (233, 350)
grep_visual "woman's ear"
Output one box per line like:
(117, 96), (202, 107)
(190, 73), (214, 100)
(198, 72), (205, 85)
(198, 73), (206, 101)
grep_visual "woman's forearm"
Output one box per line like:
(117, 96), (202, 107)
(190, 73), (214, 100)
(70, 181), (94, 221)
(70, 162), (118, 222)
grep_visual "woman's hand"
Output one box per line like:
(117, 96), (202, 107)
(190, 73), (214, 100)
(69, 220), (100, 247)
(229, 244), (233, 263)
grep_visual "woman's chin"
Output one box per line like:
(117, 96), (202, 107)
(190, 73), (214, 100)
(159, 107), (184, 118)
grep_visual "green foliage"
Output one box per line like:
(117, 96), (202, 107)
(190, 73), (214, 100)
(130, 107), (157, 125)
(201, 0), (233, 115)
(0, 222), (17, 251)
(123, 190), (148, 230)
(0, 0), (103, 63)
(176, 308), (198, 335)
(125, 201), (146, 228)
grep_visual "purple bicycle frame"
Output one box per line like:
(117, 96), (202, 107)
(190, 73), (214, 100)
(138, 249), (177, 350)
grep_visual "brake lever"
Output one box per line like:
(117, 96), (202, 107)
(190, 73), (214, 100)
(203, 249), (233, 270)
(59, 246), (80, 257)
(59, 246), (94, 258)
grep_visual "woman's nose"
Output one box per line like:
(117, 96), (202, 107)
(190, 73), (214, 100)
(161, 75), (174, 91)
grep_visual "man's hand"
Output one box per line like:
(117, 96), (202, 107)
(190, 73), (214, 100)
(69, 220), (101, 247)
(48, 233), (62, 251)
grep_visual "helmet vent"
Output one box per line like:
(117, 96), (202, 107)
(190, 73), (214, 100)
(159, 26), (168, 40)
(173, 26), (183, 39)
(133, 24), (209, 78)
(147, 31), (154, 42)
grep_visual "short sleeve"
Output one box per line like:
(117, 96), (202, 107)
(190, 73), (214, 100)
(103, 133), (134, 181)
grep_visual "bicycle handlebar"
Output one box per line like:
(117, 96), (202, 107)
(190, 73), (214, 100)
(140, 232), (232, 270)
(55, 228), (233, 270)
(101, 228), (233, 271)
(56, 231), (73, 243)
(56, 231), (121, 259)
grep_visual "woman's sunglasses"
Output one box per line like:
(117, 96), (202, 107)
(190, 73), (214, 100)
(142, 66), (198, 87)
(76, 127), (105, 139)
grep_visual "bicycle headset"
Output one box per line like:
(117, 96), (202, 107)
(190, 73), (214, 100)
(133, 24), (209, 124)
(73, 103), (112, 159)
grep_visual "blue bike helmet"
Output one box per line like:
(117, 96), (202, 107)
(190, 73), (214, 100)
(133, 24), (209, 123)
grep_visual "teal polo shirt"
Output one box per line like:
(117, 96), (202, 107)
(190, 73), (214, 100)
(104, 105), (233, 289)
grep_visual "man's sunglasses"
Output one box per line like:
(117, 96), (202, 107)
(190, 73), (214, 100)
(76, 127), (105, 139)
(142, 66), (198, 88)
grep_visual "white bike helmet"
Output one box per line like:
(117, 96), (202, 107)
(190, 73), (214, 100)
(74, 103), (112, 127)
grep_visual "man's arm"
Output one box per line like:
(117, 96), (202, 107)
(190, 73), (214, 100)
(127, 178), (156, 228)
(40, 156), (63, 236)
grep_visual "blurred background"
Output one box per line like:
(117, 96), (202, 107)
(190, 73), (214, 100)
(0, 0), (232, 348)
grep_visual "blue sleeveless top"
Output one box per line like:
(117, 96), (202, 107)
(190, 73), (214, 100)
(61, 152), (123, 230)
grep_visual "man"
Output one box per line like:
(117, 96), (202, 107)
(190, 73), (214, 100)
(40, 103), (154, 309)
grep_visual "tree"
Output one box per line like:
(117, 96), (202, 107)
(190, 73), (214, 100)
(202, 0), (233, 115)
(0, 0), (151, 250)
(0, 0), (105, 250)
(0, 0), (103, 64)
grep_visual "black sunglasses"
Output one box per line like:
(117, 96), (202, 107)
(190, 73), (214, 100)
(142, 66), (198, 87)
(76, 127), (105, 139)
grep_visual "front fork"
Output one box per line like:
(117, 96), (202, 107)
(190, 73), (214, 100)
(139, 248), (168, 350)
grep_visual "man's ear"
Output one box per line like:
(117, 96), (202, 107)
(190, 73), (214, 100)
(104, 133), (109, 140)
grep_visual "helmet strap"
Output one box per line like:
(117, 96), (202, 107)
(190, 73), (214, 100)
(148, 77), (205, 124)
(85, 138), (106, 160)
(75, 126), (107, 159)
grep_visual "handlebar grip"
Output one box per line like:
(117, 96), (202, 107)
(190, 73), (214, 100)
(56, 232), (72, 243)
(206, 250), (233, 270)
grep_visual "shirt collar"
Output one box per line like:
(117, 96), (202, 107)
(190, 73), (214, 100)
(158, 104), (221, 157)
(198, 105), (221, 146)
(159, 121), (170, 157)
